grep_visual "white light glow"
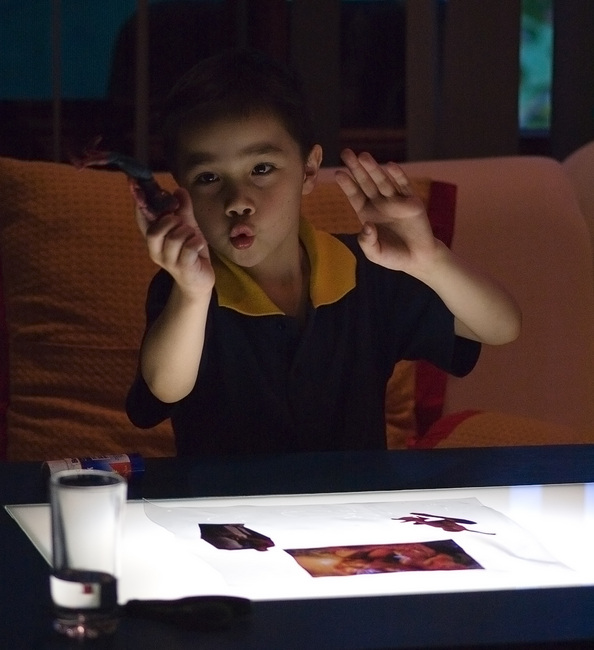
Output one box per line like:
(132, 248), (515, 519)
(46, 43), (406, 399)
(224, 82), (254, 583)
(6, 483), (594, 603)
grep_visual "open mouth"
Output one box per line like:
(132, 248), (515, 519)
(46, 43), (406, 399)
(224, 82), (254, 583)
(229, 224), (255, 250)
(230, 233), (255, 249)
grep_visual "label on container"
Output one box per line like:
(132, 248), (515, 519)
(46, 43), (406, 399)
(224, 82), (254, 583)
(43, 454), (144, 479)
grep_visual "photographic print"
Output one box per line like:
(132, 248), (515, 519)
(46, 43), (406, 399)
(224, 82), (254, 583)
(199, 523), (275, 551)
(286, 540), (483, 577)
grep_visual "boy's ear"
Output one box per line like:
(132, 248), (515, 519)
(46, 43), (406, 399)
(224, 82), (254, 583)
(302, 144), (323, 195)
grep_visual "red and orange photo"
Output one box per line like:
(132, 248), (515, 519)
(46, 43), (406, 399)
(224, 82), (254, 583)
(286, 540), (483, 577)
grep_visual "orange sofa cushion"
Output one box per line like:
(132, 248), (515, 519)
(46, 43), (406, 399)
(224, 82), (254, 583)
(0, 157), (177, 460)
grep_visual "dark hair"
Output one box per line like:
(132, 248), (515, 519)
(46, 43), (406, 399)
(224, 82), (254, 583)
(161, 48), (316, 168)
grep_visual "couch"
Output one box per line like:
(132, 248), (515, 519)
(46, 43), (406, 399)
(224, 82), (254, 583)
(563, 140), (594, 274)
(1, 146), (593, 461)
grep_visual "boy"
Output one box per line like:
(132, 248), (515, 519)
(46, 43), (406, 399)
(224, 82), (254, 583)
(126, 49), (521, 456)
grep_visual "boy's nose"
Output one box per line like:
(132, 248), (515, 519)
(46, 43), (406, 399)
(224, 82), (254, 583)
(225, 185), (255, 218)
(226, 205), (254, 219)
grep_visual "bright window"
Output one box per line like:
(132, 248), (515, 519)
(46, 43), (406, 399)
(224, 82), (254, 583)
(519, 0), (553, 131)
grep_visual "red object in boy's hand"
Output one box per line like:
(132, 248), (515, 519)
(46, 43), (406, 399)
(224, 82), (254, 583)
(71, 136), (179, 220)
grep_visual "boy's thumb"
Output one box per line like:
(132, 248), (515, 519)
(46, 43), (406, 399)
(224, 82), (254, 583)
(357, 222), (379, 257)
(359, 222), (376, 241)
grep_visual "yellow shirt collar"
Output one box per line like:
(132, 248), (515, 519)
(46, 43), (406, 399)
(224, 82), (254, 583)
(211, 218), (356, 316)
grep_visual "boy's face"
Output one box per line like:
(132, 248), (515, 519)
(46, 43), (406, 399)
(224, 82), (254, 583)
(174, 112), (322, 271)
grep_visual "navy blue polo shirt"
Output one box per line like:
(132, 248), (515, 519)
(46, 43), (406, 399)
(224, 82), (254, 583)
(126, 219), (480, 456)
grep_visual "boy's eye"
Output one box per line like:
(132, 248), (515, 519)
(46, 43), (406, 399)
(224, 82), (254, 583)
(252, 163), (274, 175)
(195, 171), (219, 185)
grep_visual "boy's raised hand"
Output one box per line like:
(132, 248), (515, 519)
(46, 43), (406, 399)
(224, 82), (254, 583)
(132, 184), (215, 297)
(336, 149), (522, 346)
(335, 149), (438, 277)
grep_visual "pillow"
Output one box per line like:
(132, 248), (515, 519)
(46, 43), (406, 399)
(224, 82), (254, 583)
(0, 157), (176, 460)
(301, 176), (458, 449)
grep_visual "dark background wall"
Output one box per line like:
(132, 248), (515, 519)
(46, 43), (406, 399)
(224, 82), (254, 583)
(0, 0), (592, 167)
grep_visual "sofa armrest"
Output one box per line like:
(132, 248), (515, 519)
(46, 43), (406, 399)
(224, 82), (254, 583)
(401, 156), (594, 436)
(409, 410), (594, 449)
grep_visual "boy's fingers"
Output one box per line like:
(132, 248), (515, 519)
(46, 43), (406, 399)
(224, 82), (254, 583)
(179, 233), (210, 267)
(357, 153), (399, 198)
(130, 181), (195, 227)
(335, 169), (368, 215)
(340, 149), (379, 198)
(172, 187), (197, 226)
(340, 149), (409, 200)
(384, 162), (413, 198)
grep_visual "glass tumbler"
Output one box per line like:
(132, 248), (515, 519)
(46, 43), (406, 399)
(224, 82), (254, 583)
(49, 469), (126, 639)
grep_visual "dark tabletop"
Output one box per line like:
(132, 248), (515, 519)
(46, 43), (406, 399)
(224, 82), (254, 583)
(2, 446), (594, 649)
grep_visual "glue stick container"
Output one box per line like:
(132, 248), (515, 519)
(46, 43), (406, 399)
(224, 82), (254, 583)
(43, 453), (144, 480)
